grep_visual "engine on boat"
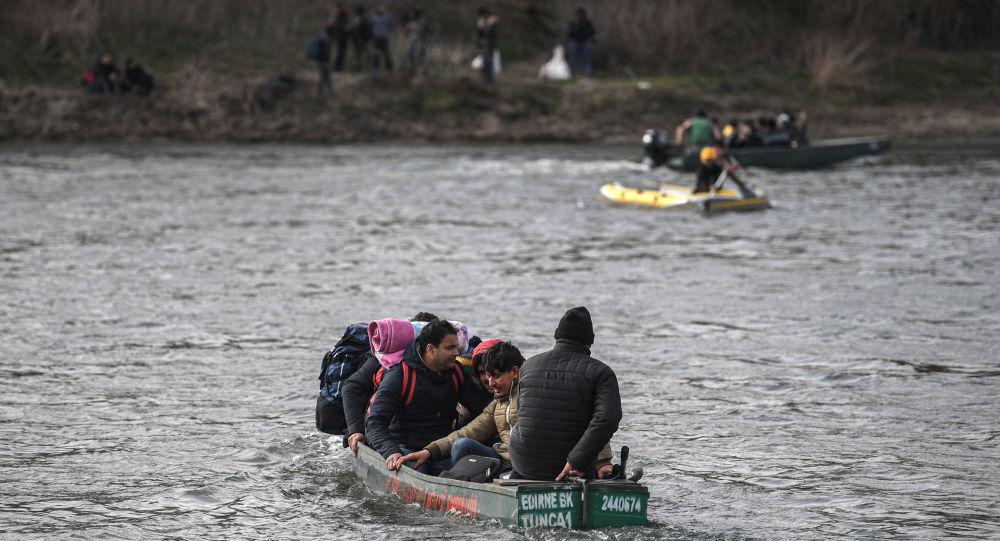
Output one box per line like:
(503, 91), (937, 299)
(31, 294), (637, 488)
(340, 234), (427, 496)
(642, 129), (670, 168)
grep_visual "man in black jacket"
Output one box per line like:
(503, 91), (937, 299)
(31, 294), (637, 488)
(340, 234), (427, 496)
(341, 352), (382, 453)
(90, 53), (120, 94)
(567, 7), (596, 77)
(365, 319), (490, 474)
(341, 312), (440, 455)
(339, 314), (490, 455)
(122, 58), (154, 96)
(508, 306), (621, 480)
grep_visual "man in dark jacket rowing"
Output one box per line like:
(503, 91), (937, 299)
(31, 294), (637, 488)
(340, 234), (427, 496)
(508, 306), (622, 480)
(366, 318), (491, 474)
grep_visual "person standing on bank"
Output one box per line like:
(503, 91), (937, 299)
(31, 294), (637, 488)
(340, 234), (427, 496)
(328, 6), (351, 72)
(508, 307), (621, 481)
(476, 8), (499, 84)
(567, 7), (596, 77)
(314, 26), (333, 97)
(371, 4), (395, 71)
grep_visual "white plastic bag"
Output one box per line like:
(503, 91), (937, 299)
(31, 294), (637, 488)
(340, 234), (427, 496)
(470, 52), (500, 74)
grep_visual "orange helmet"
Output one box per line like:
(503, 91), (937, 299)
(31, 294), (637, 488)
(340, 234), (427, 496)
(700, 147), (718, 162)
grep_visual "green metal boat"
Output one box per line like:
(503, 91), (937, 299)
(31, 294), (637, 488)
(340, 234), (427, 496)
(666, 136), (891, 171)
(351, 444), (649, 529)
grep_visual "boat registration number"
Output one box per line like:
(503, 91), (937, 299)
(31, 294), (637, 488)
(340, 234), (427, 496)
(600, 494), (643, 513)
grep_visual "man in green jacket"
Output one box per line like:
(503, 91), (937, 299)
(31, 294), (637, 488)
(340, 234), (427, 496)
(675, 109), (721, 147)
(399, 340), (613, 476)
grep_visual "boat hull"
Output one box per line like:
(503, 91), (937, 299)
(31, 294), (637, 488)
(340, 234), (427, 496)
(667, 136), (890, 171)
(599, 182), (770, 213)
(351, 444), (648, 529)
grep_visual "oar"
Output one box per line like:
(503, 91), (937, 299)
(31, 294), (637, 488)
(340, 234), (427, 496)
(723, 156), (756, 198)
(713, 169), (728, 190)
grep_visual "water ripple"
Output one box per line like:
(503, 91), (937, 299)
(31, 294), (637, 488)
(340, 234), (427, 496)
(1, 141), (998, 540)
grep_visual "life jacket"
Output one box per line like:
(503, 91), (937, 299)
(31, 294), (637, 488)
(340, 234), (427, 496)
(318, 323), (370, 405)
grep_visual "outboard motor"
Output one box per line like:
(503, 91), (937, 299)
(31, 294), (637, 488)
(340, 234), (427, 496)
(642, 129), (671, 168)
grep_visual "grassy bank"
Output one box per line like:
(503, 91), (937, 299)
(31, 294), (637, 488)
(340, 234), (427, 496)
(4, 65), (999, 144)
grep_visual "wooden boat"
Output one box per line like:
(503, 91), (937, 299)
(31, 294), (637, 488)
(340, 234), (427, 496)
(598, 182), (770, 213)
(666, 136), (890, 171)
(351, 444), (648, 529)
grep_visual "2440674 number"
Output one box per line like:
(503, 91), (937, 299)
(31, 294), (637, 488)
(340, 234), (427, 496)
(600, 494), (643, 513)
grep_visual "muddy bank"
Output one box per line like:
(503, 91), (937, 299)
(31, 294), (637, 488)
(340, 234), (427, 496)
(2, 70), (999, 144)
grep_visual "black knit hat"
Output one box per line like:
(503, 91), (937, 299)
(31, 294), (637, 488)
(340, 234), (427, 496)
(554, 306), (594, 345)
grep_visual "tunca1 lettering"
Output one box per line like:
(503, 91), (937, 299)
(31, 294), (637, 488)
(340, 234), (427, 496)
(520, 511), (573, 528)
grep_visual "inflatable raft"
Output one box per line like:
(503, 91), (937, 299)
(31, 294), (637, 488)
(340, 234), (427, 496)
(598, 182), (770, 213)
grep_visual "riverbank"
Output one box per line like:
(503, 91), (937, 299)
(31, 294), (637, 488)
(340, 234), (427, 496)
(3, 67), (999, 144)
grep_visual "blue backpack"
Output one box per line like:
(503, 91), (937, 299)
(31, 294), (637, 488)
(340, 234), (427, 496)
(304, 33), (329, 60)
(319, 323), (370, 406)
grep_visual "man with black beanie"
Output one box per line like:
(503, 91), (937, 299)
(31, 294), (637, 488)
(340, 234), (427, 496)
(508, 306), (622, 480)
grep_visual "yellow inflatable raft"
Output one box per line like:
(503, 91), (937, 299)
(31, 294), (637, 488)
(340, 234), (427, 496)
(598, 182), (770, 213)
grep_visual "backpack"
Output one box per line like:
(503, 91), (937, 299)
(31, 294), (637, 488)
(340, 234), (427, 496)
(316, 323), (371, 434)
(368, 361), (466, 411)
(319, 323), (370, 405)
(305, 32), (329, 60)
(440, 455), (504, 483)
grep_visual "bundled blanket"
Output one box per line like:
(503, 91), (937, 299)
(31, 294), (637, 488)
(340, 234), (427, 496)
(368, 318), (471, 369)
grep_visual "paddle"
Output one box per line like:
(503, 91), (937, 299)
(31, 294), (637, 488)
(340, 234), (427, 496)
(722, 156), (757, 199)
(712, 169), (729, 191)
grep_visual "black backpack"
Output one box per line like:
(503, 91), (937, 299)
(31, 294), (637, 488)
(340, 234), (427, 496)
(439, 455), (504, 483)
(316, 323), (370, 434)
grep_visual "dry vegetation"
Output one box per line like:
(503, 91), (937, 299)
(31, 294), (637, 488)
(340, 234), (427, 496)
(3, 0), (998, 86)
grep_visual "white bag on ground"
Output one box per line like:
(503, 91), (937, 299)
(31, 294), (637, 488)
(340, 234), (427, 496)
(538, 45), (570, 80)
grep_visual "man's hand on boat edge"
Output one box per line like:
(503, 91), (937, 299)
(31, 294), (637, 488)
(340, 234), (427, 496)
(555, 462), (584, 481)
(555, 461), (615, 481)
(397, 449), (431, 471)
(348, 432), (366, 456)
(386, 452), (406, 470)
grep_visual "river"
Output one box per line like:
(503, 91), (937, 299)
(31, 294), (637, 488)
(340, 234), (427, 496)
(1, 141), (998, 540)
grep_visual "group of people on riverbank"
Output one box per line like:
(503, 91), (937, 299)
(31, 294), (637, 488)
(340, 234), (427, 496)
(316, 307), (622, 482)
(306, 4), (406, 95)
(307, 4), (601, 95)
(81, 53), (154, 96)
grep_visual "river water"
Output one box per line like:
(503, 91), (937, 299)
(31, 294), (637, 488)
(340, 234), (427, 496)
(1, 141), (998, 540)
